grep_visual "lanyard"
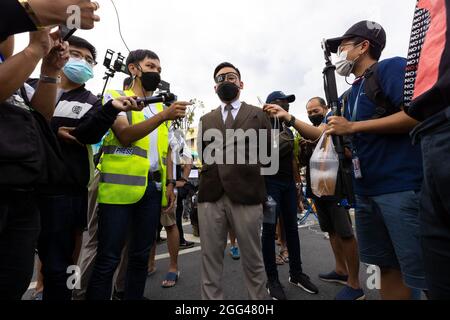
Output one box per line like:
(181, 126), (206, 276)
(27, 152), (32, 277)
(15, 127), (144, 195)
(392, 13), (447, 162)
(347, 79), (365, 122)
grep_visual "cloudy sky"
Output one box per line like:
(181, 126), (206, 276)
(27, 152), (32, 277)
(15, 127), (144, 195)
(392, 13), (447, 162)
(15, 0), (417, 123)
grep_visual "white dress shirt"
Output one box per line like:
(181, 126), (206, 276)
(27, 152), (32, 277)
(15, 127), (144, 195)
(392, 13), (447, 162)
(118, 104), (174, 173)
(220, 100), (242, 122)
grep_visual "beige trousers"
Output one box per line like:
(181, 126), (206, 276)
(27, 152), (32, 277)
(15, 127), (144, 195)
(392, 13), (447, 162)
(198, 194), (268, 300)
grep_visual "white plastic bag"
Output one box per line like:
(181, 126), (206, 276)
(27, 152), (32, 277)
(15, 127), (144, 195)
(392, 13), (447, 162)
(309, 134), (339, 198)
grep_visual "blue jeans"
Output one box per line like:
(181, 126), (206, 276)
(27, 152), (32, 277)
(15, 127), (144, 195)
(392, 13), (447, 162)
(262, 178), (303, 281)
(418, 120), (450, 299)
(86, 182), (161, 300)
(355, 191), (427, 290)
(37, 192), (87, 300)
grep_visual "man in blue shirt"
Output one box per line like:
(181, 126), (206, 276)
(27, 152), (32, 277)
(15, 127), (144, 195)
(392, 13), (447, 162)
(265, 21), (426, 300)
(325, 21), (426, 300)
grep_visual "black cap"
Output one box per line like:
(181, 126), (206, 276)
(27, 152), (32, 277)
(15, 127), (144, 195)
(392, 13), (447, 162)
(327, 20), (386, 54)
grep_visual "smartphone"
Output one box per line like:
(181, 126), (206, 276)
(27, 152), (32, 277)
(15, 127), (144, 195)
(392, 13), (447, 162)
(60, 25), (77, 41)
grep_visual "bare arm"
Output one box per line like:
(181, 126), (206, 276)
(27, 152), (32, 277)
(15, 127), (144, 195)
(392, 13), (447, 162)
(0, 47), (41, 103)
(182, 163), (193, 180)
(31, 41), (69, 120)
(112, 112), (168, 147)
(326, 110), (419, 136)
(176, 163), (193, 188)
(292, 157), (301, 184)
(0, 29), (64, 119)
(263, 103), (324, 140)
(111, 101), (189, 147)
(163, 146), (176, 213)
(28, 0), (100, 29)
(292, 118), (324, 141)
(167, 146), (174, 181)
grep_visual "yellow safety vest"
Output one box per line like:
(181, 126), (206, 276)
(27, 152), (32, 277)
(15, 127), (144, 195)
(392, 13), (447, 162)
(98, 89), (170, 206)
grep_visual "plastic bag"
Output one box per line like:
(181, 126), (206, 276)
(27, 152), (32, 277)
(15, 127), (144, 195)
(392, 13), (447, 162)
(169, 129), (193, 165)
(263, 196), (277, 225)
(309, 134), (339, 198)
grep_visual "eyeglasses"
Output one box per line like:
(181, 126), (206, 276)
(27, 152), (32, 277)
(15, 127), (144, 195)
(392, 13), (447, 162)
(69, 50), (97, 66)
(215, 72), (239, 84)
(337, 40), (371, 55)
(337, 42), (357, 55)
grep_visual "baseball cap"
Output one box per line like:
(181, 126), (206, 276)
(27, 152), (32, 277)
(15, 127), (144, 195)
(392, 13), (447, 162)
(266, 91), (296, 104)
(327, 20), (386, 54)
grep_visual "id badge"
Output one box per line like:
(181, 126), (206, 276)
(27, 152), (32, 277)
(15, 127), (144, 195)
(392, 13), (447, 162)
(352, 156), (363, 179)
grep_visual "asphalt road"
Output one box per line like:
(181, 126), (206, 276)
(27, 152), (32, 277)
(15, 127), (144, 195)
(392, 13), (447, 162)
(23, 216), (382, 301)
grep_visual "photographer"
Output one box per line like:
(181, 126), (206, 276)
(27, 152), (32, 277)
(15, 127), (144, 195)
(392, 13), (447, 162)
(267, 21), (426, 300)
(324, 21), (426, 300)
(0, 29), (69, 300)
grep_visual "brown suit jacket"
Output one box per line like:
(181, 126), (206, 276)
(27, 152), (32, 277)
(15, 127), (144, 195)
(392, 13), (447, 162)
(197, 102), (272, 205)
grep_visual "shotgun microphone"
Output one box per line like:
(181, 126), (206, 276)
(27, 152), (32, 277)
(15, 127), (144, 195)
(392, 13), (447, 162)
(136, 93), (176, 106)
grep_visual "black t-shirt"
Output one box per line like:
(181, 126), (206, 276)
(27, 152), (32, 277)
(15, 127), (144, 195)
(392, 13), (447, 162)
(27, 80), (120, 193)
(404, 0), (450, 121)
(0, 0), (37, 42)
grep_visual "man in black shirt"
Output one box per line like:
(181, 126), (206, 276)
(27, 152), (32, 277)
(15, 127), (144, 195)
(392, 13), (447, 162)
(261, 91), (318, 300)
(0, 29), (69, 300)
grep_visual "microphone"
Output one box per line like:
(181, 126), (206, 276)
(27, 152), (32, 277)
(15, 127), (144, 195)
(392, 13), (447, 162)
(136, 93), (176, 106)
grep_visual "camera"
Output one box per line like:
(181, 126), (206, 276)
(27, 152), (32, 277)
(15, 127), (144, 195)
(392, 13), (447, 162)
(100, 49), (176, 103)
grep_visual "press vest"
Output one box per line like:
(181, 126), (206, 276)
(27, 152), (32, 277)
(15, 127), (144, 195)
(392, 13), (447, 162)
(98, 89), (170, 206)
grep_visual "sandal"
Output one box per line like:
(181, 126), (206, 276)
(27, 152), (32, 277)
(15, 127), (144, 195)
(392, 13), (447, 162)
(31, 290), (43, 301)
(279, 249), (289, 263)
(276, 254), (285, 265)
(161, 271), (180, 288)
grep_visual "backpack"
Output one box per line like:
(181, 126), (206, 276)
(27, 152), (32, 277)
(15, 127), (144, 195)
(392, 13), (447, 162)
(0, 87), (67, 188)
(341, 62), (398, 119)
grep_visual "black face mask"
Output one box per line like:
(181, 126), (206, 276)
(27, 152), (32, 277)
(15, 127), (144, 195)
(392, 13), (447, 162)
(277, 103), (290, 112)
(140, 71), (161, 92)
(309, 114), (325, 127)
(217, 82), (240, 102)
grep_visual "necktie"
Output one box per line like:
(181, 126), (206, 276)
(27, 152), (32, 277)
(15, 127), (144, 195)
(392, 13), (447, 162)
(224, 104), (234, 129)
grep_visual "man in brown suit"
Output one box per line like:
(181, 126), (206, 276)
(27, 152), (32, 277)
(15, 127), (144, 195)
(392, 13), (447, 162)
(197, 62), (272, 300)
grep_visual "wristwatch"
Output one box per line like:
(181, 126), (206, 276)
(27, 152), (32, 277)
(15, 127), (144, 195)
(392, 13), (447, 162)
(166, 179), (176, 187)
(40, 75), (61, 84)
(286, 115), (296, 127)
(18, 0), (45, 30)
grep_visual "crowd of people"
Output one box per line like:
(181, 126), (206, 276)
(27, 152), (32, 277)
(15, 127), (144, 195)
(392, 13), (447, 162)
(0, 0), (449, 302)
